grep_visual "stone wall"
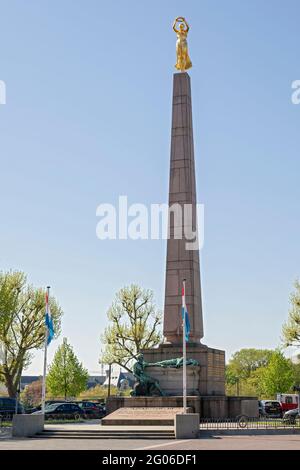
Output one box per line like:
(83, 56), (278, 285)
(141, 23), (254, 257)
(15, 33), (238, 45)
(200, 396), (258, 418)
(227, 397), (259, 419)
(201, 396), (228, 419)
(106, 396), (258, 419)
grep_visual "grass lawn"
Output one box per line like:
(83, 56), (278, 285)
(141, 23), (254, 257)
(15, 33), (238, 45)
(44, 418), (86, 424)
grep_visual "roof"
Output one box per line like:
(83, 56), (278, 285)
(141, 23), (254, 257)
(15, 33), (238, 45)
(103, 370), (135, 387)
(21, 376), (41, 385)
(21, 375), (107, 391)
(86, 375), (106, 389)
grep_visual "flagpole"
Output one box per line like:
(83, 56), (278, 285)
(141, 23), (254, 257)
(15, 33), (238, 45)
(182, 279), (187, 414)
(41, 286), (50, 414)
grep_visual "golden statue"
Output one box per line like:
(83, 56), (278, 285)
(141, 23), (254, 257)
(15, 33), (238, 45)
(173, 17), (192, 72)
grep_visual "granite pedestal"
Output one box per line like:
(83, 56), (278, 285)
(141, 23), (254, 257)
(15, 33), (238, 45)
(145, 365), (200, 396)
(143, 343), (225, 396)
(106, 396), (259, 420)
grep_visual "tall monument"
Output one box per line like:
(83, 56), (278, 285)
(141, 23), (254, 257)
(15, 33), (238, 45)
(164, 16), (203, 344)
(106, 18), (259, 420)
(143, 17), (225, 397)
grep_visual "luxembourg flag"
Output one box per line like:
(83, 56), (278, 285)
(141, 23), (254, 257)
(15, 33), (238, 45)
(45, 290), (54, 346)
(181, 282), (191, 342)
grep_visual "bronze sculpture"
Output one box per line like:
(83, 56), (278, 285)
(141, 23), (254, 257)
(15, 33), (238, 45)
(131, 354), (199, 396)
(148, 357), (199, 368)
(131, 354), (165, 396)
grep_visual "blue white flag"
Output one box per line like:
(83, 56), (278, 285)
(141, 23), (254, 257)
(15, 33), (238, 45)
(181, 284), (191, 342)
(45, 291), (54, 346)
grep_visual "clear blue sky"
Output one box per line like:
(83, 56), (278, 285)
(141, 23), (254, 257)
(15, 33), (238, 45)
(0, 0), (299, 374)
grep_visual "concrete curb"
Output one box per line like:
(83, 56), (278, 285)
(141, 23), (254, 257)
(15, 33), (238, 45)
(200, 428), (300, 436)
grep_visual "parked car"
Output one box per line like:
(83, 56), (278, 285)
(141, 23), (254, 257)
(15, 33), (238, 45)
(24, 401), (60, 414)
(45, 400), (67, 407)
(283, 408), (299, 424)
(98, 403), (106, 415)
(77, 401), (105, 418)
(33, 402), (84, 420)
(91, 401), (106, 416)
(0, 397), (24, 420)
(258, 400), (282, 418)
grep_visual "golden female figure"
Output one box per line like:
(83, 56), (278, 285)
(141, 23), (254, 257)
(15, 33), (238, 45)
(173, 17), (192, 72)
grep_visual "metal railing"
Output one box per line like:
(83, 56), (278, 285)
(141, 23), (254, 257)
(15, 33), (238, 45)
(199, 416), (300, 430)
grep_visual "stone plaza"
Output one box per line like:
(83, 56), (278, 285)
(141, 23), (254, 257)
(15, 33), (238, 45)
(2, 421), (300, 451)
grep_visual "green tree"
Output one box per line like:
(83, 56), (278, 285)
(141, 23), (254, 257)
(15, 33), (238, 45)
(21, 378), (42, 409)
(225, 367), (241, 395)
(47, 338), (89, 399)
(246, 367), (267, 398)
(227, 348), (274, 379)
(282, 280), (300, 347)
(0, 271), (25, 332)
(226, 368), (262, 397)
(100, 285), (162, 372)
(0, 271), (62, 397)
(0, 271), (26, 385)
(291, 358), (300, 386)
(259, 350), (295, 397)
(226, 349), (274, 397)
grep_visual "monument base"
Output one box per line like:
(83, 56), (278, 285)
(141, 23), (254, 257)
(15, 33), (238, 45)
(107, 396), (201, 416)
(142, 343), (225, 396)
(106, 396), (258, 420)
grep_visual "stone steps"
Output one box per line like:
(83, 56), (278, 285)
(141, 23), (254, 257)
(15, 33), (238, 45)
(34, 429), (175, 440)
(102, 406), (189, 426)
(102, 418), (174, 426)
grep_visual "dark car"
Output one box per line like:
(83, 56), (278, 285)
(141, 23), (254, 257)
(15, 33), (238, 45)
(91, 402), (106, 416)
(45, 400), (66, 406)
(33, 402), (84, 420)
(78, 401), (105, 419)
(258, 400), (282, 418)
(25, 406), (41, 414)
(0, 397), (24, 420)
(283, 408), (299, 424)
(98, 403), (106, 415)
(25, 401), (61, 414)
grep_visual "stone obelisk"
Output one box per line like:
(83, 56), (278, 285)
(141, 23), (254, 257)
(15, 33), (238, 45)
(163, 72), (204, 344)
(142, 17), (225, 398)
